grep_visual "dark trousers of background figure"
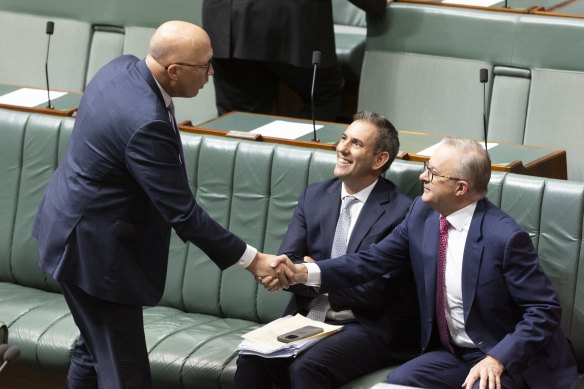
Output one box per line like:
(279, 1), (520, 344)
(388, 347), (527, 389)
(60, 282), (152, 389)
(212, 58), (344, 122)
(234, 322), (396, 389)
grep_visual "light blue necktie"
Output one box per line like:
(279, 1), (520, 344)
(307, 196), (359, 322)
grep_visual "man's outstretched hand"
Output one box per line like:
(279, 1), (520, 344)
(255, 256), (309, 291)
(247, 252), (293, 289)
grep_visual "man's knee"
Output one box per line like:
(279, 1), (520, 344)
(387, 369), (408, 385)
(387, 365), (418, 386)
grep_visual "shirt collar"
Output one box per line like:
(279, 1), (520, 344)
(153, 77), (173, 109)
(341, 178), (378, 204)
(444, 201), (478, 232)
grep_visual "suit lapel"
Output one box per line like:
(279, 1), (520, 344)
(461, 200), (486, 321)
(347, 179), (387, 253)
(319, 182), (342, 257)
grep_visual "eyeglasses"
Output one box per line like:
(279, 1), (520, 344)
(165, 59), (213, 75)
(422, 161), (465, 183)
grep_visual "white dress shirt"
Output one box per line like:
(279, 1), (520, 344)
(443, 201), (478, 348)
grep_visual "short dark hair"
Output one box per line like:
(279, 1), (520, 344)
(352, 111), (400, 173)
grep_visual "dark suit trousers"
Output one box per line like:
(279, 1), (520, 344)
(212, 57), (344, 121)
(234, 322), (395, 389)
(388, 347), (526, 389)
(60, 282), (151, 389)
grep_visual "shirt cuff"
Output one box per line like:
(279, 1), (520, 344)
(305, 262), (321, 287)
(238, 244), (257, 268)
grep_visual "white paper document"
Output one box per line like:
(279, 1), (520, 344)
(250, 120), (323, 140)
(238, 314), (343, 358)
(0, 88), (67, 108)
(417, 141), (497, 157)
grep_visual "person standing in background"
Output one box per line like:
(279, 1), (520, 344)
(202, 0), (389, 121)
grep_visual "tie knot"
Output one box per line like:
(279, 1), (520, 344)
(440, 216), (449, 233)
(167, 101), (175, 116)
(341, 196), (358, 210)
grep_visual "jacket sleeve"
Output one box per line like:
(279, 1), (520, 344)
(125, 121), (246, 270)
(485, 230), (562, 374)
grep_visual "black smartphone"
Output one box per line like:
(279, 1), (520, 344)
(276, 325), (324, 343)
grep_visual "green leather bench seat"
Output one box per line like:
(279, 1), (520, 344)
(1, 106), (584, 387)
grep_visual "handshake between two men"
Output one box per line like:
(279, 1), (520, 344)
(246, 253), (308, 291)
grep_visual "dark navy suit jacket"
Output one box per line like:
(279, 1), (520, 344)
(317, 197), (578, 388)
(281, 177), (419, 353)
(33, 55), (245, 306)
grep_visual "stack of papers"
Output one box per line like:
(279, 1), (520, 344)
(238, 314), (343, 358)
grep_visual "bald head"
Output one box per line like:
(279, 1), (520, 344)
(146, 21), (214, 98)
(149, 21), (210, 66)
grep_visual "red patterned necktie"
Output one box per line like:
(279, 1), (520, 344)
(436, 215), (454, 353)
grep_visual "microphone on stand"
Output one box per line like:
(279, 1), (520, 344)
(310, 50), (321, 142)
(45, 21), (55, 109)
(0, 345), (20, 374)
(480, 68), (489, 152)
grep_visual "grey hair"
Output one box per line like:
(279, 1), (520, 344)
(440, 137), (491, 195)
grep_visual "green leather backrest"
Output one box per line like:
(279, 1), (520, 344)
(487, 67), (531, 144)
(512, 16), (584, 180)
(0, 10), (91, 91)
(0, 108), (72, 293)
(358, 3), (518, 137)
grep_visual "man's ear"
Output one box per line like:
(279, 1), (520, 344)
(455, 180), (470, 196)
(166, 64), (180, 80)
(373, 151), (390, 171)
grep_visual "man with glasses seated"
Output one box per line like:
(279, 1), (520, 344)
(272, 137), (578, 389)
